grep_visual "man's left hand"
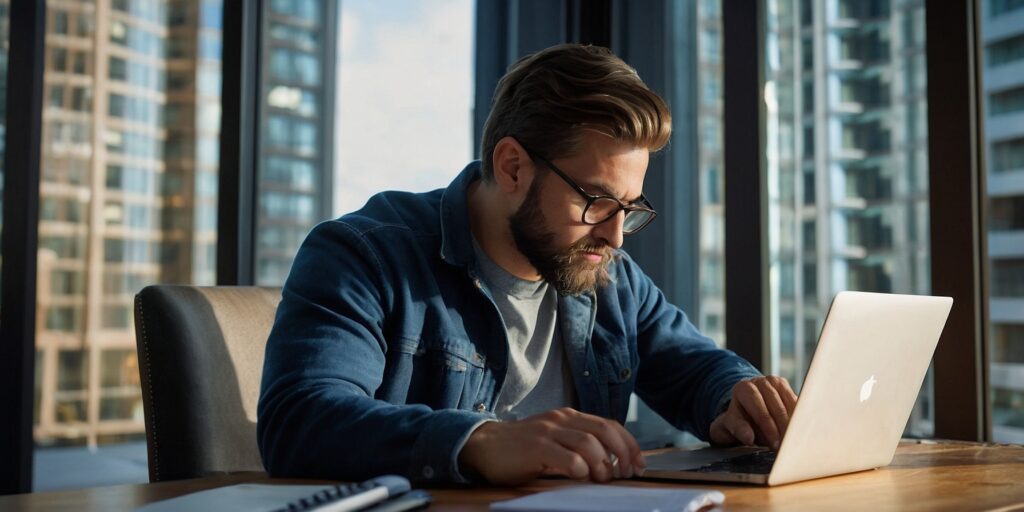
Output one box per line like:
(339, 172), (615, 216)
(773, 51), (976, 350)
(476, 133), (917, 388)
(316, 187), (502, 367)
(709, 376), (798, 451)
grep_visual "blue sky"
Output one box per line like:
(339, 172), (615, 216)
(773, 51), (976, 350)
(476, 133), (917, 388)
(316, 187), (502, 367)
(334, 0), (476, 215)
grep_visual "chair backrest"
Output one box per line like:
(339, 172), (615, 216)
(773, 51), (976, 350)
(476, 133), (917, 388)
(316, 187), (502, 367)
(133, 285), (281, 482)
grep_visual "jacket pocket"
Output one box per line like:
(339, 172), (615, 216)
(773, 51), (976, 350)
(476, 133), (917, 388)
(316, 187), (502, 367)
(393, 336), (486, 410)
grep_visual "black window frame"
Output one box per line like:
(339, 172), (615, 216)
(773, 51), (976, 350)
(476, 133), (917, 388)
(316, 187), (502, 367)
(0, 0), (996, 495)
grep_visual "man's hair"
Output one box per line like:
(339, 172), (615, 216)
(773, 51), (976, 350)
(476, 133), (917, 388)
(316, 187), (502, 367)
(479, 43), (672, 181)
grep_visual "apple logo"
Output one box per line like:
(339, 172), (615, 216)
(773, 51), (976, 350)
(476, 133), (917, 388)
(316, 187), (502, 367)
(860, 375), (877, 403)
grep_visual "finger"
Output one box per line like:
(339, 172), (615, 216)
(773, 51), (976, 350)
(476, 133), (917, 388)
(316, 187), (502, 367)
(772, 376), (799, 413)
(754, 378), (791, 439)
(536, 438), (590, 480)
(735, 382), (781, 449)
(606, 418), (645, 474)
(551, 427), (615, 482)
(722, 407), (756, 446)
(559, 410), (638, 478)
(709, 413), (740, 446)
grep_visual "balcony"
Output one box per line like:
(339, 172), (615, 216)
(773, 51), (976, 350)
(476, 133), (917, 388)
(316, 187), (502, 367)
(991, 298), (1024, 324)
(987, 111), (1024, 142)
(988, 169), (1024, 196)
(991, 362), (1024, 392)
(990, 232), (1024, 259)
(985, 59), (1024, 93)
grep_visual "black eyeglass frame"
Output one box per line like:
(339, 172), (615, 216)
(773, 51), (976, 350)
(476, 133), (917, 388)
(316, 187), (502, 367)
(520, 145), (658, 235)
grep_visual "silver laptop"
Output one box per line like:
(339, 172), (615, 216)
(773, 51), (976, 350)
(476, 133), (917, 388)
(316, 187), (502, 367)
(641, 291), (953, 486)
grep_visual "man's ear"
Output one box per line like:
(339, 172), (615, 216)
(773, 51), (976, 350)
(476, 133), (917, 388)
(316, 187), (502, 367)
(491, 136), (535, 195)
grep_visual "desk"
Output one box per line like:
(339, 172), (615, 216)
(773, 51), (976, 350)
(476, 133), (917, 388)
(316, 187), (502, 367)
(2, 441), (1023, 511)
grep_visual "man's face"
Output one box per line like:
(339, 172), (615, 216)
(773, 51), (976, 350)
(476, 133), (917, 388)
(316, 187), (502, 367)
(509, 133), (649, 295)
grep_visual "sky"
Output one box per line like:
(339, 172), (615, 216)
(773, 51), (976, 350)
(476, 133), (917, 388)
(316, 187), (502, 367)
(333, 0), (476, 216)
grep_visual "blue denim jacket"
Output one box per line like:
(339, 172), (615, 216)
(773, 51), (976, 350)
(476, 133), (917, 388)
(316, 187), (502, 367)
(257, 162), (761, 484)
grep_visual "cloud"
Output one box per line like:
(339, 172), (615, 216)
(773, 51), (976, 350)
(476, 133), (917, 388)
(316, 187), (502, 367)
(333, 0), (475, 216)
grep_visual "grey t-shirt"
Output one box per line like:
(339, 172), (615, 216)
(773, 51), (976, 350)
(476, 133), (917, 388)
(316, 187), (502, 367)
(472, 239), (576, 420)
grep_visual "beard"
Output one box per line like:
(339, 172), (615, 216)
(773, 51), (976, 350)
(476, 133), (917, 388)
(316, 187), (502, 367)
(509, 180), (614, 296)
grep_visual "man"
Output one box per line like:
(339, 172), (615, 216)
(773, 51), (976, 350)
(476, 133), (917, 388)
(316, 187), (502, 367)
(257, 43), (797, 486)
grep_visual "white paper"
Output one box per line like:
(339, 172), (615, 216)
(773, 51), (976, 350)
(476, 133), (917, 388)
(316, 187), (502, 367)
(135, 483), (338, 512)
(490, 485), (725, 512)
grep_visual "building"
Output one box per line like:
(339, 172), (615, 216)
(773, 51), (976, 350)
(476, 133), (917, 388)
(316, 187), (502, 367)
(982, 0), (1024, 443)
(256, 0), (337, 285)
(762, 0), (933, 433)
(32, 0), (336, 447)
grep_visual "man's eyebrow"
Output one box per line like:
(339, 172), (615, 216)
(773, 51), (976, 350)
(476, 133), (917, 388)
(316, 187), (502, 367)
(582, 181), (642, 203)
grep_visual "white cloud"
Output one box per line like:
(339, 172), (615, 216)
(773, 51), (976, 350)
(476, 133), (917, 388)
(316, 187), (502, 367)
(333, 0), (475, 216)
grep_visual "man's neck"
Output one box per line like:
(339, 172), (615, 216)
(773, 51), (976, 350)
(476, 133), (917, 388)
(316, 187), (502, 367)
(467, 179), (542, 282)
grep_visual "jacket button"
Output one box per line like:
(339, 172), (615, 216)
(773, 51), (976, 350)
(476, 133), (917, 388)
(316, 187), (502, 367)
(620, 368), (631, 380)
(582, 370), (590, 377)
(475, 402), (486, 412)
(422, 466), (434, 479)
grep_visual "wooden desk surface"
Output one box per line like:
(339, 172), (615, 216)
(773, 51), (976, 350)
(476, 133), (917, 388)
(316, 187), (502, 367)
(3, 441), (1023, 511)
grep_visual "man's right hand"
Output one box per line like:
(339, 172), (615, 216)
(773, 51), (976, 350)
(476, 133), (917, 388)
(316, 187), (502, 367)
(457, 407), (645, 486)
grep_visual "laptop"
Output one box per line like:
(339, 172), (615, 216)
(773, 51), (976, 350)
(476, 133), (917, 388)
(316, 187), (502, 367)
(641, 291), (953, 486)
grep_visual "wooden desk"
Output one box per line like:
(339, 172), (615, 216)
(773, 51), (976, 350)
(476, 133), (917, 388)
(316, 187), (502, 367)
(2, 441), (1022, 511)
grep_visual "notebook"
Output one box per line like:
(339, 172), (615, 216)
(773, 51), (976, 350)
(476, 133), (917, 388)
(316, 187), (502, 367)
(641, 291), (953, 486)
(490, 485), (724, 512)
(134, 475), (427, 512)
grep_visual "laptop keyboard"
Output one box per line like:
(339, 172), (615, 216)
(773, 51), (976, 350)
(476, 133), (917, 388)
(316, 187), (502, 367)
(692, 450), (777, 474)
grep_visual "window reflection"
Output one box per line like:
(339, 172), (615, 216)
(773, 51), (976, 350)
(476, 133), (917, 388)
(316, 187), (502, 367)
(255, 0), (337, 285)
(764, 0), (933, 434)
(983, 0), (1024, 443)
(33, 0), (222, 481)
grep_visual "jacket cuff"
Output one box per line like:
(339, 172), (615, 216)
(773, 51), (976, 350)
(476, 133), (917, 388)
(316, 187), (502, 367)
(449, 418), (498, 484)
(408, 409), (490, 484)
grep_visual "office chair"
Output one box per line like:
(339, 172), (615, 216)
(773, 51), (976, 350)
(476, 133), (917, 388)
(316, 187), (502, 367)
(133, 285), (282, 482)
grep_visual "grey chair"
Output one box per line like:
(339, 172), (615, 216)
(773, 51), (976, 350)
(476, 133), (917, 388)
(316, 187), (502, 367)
(133, 285), (282, 482)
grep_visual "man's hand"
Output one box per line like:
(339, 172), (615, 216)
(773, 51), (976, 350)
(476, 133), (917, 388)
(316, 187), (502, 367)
(458, 407), (645, 486)
(709, 376), (798, 451)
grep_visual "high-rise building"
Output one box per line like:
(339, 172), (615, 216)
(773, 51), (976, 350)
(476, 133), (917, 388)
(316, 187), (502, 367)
(31, 0), (336, 448)
(982, 0), (1024, 443)
(0, 0), (333, 452)
(256, 0), (337, 286)
(763, 0), (933, 432)
(697, 0), (726, 344)
(32, 0), (216, 447)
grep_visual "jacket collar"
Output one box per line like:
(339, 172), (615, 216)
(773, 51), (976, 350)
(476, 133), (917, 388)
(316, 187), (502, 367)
(438, 161), (483, 267)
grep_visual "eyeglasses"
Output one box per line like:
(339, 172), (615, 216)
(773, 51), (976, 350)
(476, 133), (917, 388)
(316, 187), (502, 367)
(521, 145), (657, 235)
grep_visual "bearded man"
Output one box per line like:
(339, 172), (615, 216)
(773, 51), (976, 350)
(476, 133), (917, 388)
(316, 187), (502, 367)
(257, 43), (797, 486)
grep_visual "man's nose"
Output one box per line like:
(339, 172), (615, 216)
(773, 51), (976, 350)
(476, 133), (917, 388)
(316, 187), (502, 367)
(591, 210), (625, 249)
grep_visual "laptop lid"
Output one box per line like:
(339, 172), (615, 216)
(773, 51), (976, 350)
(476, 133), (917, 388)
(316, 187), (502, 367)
(641, 291), (952, 485)
(766, 291), (952, 485)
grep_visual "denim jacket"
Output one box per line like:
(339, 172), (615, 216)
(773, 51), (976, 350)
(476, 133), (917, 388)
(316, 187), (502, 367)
(257, 162), (761, 484)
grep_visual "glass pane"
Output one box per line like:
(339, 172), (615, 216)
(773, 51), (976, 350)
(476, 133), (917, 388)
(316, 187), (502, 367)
(255, 0), (475, 286)
(981, 0), (1024, 444)
(621, 0), (726, 450)
(698, 0), (726, 344)
(763, 0), (933, 435)
(0, 0), (7, 301)
(34, 0), (222, 490)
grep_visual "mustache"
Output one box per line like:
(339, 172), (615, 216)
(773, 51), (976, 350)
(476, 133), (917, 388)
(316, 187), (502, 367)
(569, 240), (611, 256)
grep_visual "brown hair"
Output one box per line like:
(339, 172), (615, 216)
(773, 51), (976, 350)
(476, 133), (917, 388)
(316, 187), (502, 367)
(479, 43), (672, 181)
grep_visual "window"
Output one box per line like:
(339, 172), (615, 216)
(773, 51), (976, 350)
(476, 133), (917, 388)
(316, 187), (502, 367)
(989, 86), (1024, 116)
(987, 33), (1024, 68)
(33, 0), (223, 490)
(993, 137), (1024, 173)
(764, 0), (934, 436)
(991, 0), (1024, 17)
(254, 0), (475, 286)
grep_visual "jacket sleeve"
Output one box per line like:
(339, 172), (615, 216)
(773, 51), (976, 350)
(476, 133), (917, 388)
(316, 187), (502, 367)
(622, 256), (762, 441)
(256, 220), (486, 484)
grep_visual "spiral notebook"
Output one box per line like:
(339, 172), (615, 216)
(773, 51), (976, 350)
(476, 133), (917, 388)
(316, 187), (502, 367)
(135, 475), (429, 512)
